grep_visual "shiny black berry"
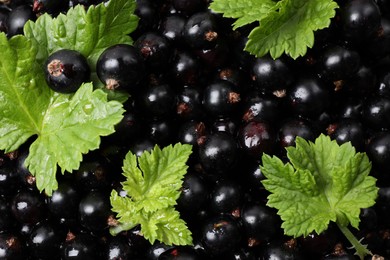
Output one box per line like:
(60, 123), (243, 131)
(96, 44), (145, 91)
(6, 5), (35, 37)
(200, 215), (242, 256)
(44, 49), (90, 93)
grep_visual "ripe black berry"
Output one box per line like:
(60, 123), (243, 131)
(200, 215), (242, 256)
(251, 56), (293, 93)
(6, 5), (36, 37)
(183, 11), (219, 50)
(96, 44), (145, 91)
(198, 132), (238, 175)
(44, 49), (90, 93)
(340, 0), (381, 42)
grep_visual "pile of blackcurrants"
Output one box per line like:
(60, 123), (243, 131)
(1, 0), (390, 259)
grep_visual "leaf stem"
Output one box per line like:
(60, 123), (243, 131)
(336, 222), (372, 260)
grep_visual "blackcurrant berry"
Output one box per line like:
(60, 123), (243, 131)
(183, 11), (219, 50)
(198, 132), (238, 175)
(200, 215), (242, 256)
(44, 49), (90, 93)
(340, 0), (381, 42)
(251, 56), (293, 93)
(96, 44), (145, 91)
(6, 4), (36, 37)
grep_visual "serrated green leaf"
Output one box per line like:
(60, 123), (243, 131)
(110, 143), (193, 246)
(24, 0), (138, 66)
(0, 34), (51, 153)
(261, 154), (334, 236)
(122, 143), (193, 212)
(244, 0), (338, 59)
(24, 0), (137, 102)
(0, 0), (137, 195)
(209, 0), (277, 30)
(24, 83), (124, 195)
(261, 134), (378, 238)
(152, 208), (193, 246)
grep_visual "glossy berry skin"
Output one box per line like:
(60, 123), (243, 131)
(75, 160), (110, 192)
(340, 0), (381, 42)
(0, 196), (13, 232)
(61, 233), (102, 260)
(46, 181), (80, 224)
(200, 215), (242, 256)
(172, 0), (208, 15)
(362, 95), (390, 130)
(367, 132), (390, 172)
(6, 5), (36, 37)
(138, 84), (176, 117)
(177, 171), (209, 214)
(104, 235), (135, 260)
(208, 179), (242, 215)
(158, 246), (203, 260)
(327, 119), (365, 151)
(11, 189), (45, 225)
(145, 241), (173, 259)
(169, 50), (201, 86)
(177, 120), (207, 147)
(242, 92), (281, 123)
(241, 202), (282, 246)
(78, 190), (112, 234)
(44, 49), (90, 93)
(134, 32), (172, 72)
(0, 233), (25, 260)
(159, 14), (186, 43)
(237, 120), (276, 161)
(28, 221), (65, 260)
(202, 80), (241, 118)
(176, 86), (204, 120)
(96, 44), (145, 91)
(261, 240), (304, 260)
(287, 77), (330, 119)
(183, 11), (219, 50)
(198, 132), (238, 175)
(147, 118), (178, 146)
(277, 119), (315, 150)
(251, 56), (293, 92)
(317, 45), (360, 82)
(32, 0), (69, 15)
(0, 165), (20, 196)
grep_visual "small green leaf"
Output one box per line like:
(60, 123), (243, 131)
(209, 0), (339, 59)
(0, 0), (140, 195)
(152, 208), (193, 246)
(24, 83), (124, 195)
(110, 143), (193, 246)
(121, 143), (193, 212)
(261, 134), (378, 238)
(245, 0), (338, 59)
(0, 34), (51, 153)
(24, 0), (138, 68)
(209, 0), (277, 30)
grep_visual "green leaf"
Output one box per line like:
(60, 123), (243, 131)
(210, 0), (339, 59)
(245, 0), (338, 59)
(0, 34), (51, 153)
(24, 0), (138, 68)
(25, 83), (124, 195)
(0, 0), (138, 195)
(121, 143), (193, 212)
(261, 134), (378, 238)
(110, 143), (193, 246)
(209, 0), (277, 30)
(151, 208), (193, 246)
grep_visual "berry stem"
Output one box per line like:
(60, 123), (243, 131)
(336, 222), (372, 260)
